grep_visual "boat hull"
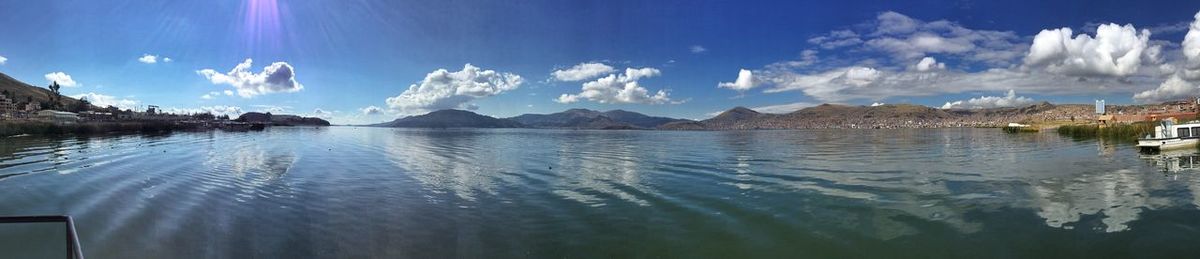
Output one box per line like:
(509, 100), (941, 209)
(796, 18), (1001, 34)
(1137, 138), (1200, 152)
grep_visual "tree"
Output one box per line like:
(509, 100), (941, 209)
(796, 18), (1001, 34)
(72, 96), (90, 113)
(49, 81), (60, 95)
(47, 81), (62, 109)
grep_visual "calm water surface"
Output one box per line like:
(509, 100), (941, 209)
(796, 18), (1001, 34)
(3, 127), (1200, 258)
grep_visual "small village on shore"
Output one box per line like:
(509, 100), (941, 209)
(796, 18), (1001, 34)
(0, 80), (329, 137)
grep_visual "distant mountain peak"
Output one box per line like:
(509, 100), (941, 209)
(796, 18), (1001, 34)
(508, 108), (688, 129)
(375, 109), (523, 128)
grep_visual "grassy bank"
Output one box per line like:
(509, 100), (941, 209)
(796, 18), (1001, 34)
(0, 121), (196, 137)
(1055, 122), (1155, 141)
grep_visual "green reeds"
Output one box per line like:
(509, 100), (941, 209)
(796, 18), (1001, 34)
(1055, 122), (1155, 141)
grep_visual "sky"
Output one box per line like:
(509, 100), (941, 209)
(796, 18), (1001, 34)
(2, 0), (1200, 124)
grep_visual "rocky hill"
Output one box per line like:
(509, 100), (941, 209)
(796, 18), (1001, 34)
(509, 108), (688, 129)
(0, 72), (92, 110)
(235, 112), (331, 126)
(660, 103), (1094, 130)
(374, 109), (524, 128)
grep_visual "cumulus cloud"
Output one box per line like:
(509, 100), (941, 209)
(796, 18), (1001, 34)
(165, 106), (243, 116)
(912, 57), (946, 71)
(690, 45), (707, 53)
(871, 102), (885, 106)
(44, 72), (79, 87)
(1023, 24), (1157, 77)
(252, 104), (291, 113)
(808, 30), (863, 49)
(759, 63), (1145, 103)
(736, 10), (1199, 104)
(138, 54), (161, 64)
(941, 90), (1036, 109)
(359, 106), (384, 115)
(554, 94), (580, 104)
(311, 108), (333, 119)
(1133, 75), (1195, 103)
(551, 62), (615, 81)
(70, 92), (138, 110)
(752, 102), (816, 114)
(201, 91), (225, 100)
(198, 59), (304, 98)
(717, 69), (759, 91)
(0, 55), (6, 65)
(849, 11), (1026, 65)
(385, 64), (523, 114)
(556, 67), (676, 104)
(1182, 11), (1200, 80)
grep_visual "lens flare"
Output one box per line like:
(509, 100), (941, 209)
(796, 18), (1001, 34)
(241, 0), (284, 54)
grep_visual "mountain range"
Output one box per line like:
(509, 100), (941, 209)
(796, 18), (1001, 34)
(372, 108), (692, 129)
(373, 102), (1101, 130)
(508, 108), (688, 129)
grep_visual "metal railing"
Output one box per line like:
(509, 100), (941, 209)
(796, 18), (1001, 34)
(0, 215), (84, 259)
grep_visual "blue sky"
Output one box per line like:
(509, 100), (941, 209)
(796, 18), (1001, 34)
(2, 0), (1200, 124)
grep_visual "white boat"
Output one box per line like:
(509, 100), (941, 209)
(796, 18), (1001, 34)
(1137, 120), (1200, 152)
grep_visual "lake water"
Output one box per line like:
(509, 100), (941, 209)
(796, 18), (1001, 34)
(3, 127), (1200, 258)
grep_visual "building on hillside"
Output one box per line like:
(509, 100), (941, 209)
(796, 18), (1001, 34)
(36, 110), (78, 124)
(24, 101), (41, 113)
(0, 93), (16, 119)
(79, 111), (115, 121)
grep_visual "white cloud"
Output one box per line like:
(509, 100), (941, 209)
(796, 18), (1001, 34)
(765, 49), (820, 70)
(223, 90), (233, 96)
(0, 55), (6, 65)
(739, 10), (1200, 104)
(1024, 24), (1158, 77)
(912, 57), (946, 71)
(752, 102), (816, 114)
(871, 102), (885, 106)
(551, 62), (615, 81)
(197, 58), (304, 98)
(164, 106), (243, 117)
(556, 67), (676, 104)
(311, 108), (333, 119)
(163, 57), (172, 63)
(808, 30), (863, 49)
(554, 94), (580, 104)
(875, 11), (920, 35)
(941, 90), (1036, 109)
(1182, 11), (1200, 80)
(200, 91), (222, 100)
(812, 11), (1026, 65)
(385, 64), (523, 114)
(44, 72), (79, 87)
(252, 104), (291, 114)
(69, 92), (138, 110)
(759, 63), (1141, 103)
(1133, 75), (1195, 103)
(138, 54), (158, 64)
(717, 69), (758, 91)
(359, 106), (384, 115)
(690, 45), (707, 53)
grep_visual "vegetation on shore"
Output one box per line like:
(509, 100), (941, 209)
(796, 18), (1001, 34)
(0, 121), (195, 137)
(1055, 123), (1156, 141)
